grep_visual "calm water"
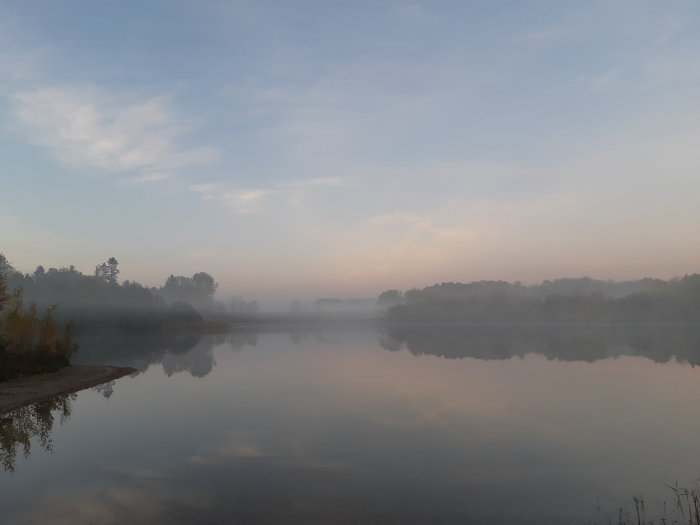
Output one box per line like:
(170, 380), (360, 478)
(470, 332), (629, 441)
(2, 326), (700, 524)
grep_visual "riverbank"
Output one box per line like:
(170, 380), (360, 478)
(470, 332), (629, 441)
(0, 365), (136, 414)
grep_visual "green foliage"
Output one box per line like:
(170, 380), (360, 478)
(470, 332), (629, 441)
(0, 254), (77, 382)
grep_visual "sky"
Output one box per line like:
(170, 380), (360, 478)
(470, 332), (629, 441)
(1, 1), (699, 302)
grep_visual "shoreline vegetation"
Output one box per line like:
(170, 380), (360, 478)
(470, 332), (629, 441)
(0, 260), (78, 382)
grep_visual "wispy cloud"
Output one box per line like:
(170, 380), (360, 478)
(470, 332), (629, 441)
(11, 86), (217, 181)
(189, 176), (349, 214)
(277, 176), (346, 189)
(190, 184), (269, 214)
(188, 183), (221, 194)
(220, 189), (269, 214)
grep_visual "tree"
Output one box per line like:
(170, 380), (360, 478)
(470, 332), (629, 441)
(0, 260), (7, 312)
(192, 272), (217, 297)
(159, 272), (218, 311)
(94, 263), (108, 282)
(378, 289), (403, 308)
(95, 257), (119, 284)
(230, 295), (260, 313)
(106, 257), (119, 284)
(33, 265), (46, 280)
(0, 253), (15, 279)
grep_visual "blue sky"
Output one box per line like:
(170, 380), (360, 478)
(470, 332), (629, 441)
(1, 1), (699, 301)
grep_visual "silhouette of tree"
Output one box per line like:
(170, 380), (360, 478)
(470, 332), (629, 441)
(94, 257), (119, 284)
(385, 276), (700, 325)
(106, 257), (119, 284)
(159, 272), (218, 312)
(33, 265), (45, 280)
(0, 254), (14, 278)
(192, 272), (217, 297)
(378, 290), (403, 308)
(230, 295), (260, 313)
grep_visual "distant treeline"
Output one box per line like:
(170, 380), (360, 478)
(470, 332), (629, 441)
(380, 276), (700, 324)
(0, 254), (218, 332)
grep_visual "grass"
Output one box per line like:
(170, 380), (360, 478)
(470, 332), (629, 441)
(594, 483), (700, 525)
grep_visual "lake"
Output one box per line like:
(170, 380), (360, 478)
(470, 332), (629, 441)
(2, 325), (700, 524)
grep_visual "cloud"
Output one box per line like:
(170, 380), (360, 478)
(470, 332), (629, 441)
(11, 86), (218, 181)
(188, 182), (222, 194)
(220, 189), (270, 214)
(188, 432), (266, 465)
(25, 467), (211, 525)
(122, 172), (176, 184)
(277, 176), (346, 189)
(189, 176), (349, 214)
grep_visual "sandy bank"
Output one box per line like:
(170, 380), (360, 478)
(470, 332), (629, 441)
(0, 365), (136, 414)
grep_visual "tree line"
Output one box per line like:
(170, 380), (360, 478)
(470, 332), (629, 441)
(0, 253), (222, 333)
(380, 275), (700, 324)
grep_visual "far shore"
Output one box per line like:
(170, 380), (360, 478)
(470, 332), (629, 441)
(0, 365), (136, 414)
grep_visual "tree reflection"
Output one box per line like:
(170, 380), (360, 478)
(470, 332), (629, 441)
(74, 331), (265, 378)
(0, 393), (75, 472)
(381, 325), (700, 365)
(230, 332), (258, 353)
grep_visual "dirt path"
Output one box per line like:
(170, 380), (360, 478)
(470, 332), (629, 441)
(0, 365), (136, 414)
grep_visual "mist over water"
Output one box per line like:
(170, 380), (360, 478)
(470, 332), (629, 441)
(3, 326), (700, 524)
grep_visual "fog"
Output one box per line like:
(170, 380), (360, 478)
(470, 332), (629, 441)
(2, 1), (700, 521)
(4, 252), (700, 330)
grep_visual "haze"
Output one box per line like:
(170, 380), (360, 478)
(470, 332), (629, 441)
(2, 1), (699, 302)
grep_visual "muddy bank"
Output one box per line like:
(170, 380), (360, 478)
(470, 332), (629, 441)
(0, 365), (136, 414)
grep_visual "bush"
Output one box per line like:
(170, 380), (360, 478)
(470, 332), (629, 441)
(0, 284), (77, 382)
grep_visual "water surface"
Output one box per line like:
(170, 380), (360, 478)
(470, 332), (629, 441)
(2, 326), (700, 524)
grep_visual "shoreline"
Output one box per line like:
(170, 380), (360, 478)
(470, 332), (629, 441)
(0, 365), (136, 415)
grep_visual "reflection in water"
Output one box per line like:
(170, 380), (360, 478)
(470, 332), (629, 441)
(92, 381), (115, 399)
(0, 393), (75, 472)
(382, 324), (700, 364)
(230, 332), (258, 352)
(74, 332), (260, 378)
(5, 328), (700, 523)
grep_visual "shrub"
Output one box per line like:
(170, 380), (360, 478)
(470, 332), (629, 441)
(0, 282), (77, 382)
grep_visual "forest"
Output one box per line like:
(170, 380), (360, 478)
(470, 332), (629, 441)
(380, 275), (700, 324)
(0, 254), (218, 333)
